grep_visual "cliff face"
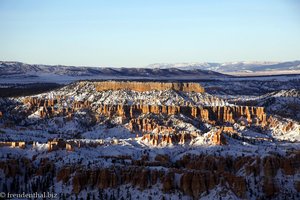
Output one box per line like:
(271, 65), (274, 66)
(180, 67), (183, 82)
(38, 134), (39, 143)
(22, 96), (267, 129)
(94, 81), (205, 93)
(98, 104), (267, 127)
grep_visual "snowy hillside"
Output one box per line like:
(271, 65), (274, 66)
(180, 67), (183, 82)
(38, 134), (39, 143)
(230, 89), (300, 120)
(147, 60), (300, 73)
(0, 61), (227, 84)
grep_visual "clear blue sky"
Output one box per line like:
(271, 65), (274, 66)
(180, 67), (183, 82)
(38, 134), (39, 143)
(0, 0), (300, 67)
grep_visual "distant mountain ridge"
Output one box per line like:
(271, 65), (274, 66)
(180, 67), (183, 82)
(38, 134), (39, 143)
(0, 61), (228, 84)
(147, 60), (300, 72)
(1, 60), (299, 84)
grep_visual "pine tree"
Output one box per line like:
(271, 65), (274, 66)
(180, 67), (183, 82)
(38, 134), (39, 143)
(126, 188), (131, 200)
(98, 188), (104, 200)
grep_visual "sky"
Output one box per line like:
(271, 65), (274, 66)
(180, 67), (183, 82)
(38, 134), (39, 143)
(0, 0), (300, 67)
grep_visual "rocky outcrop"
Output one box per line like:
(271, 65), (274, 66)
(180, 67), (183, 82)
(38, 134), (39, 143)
(212, 128), (227, 145)
(57, 166), (73, 183)
(35, 158), (55, 176)
(47, 138), (66, 151)
(0, 141), (25, 149)
(203, 106), (267, 126)
(141, 132), (196, 146)
(73, 170), (89, 194)
(23, 97), (57, 108)
(267, 116), (299, 134)
(263, 156), (280, 177)
(162, 172), (174, 192)
(95, 81), (205, 93)
(263, 178), (279, 198)
(99, 104), (267, 126)
(21, 94), (267, 131)
(223, 172), (247, 198)
(282, 121), (294, 132)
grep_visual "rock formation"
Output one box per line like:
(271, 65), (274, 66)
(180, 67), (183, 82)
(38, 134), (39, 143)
(0, 141), (26, 149)
(212, 128), (227, 145)
(95, 81), (205, 93)
(1, 150), (300, 199)
(98, 104), (267, 127)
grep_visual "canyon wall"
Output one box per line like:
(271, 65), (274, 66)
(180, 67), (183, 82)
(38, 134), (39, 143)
(23, 96), (267, 127)
(22, 96), (268, 131)
(2, 152), (299, 199)
(94, 81), (205, 93)
(97, 104), (267, 127)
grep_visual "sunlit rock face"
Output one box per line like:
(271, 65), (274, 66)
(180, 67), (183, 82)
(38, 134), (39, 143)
(95, 81), (205, 93)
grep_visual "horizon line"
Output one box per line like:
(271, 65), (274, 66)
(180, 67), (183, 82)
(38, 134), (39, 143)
(1, 59), (300, 69)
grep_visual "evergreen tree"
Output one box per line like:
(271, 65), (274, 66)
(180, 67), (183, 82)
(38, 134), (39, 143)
(98, 188), (104, 200)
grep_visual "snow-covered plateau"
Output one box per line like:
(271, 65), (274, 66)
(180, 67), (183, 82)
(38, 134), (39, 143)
(0, 80), (299, 200)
